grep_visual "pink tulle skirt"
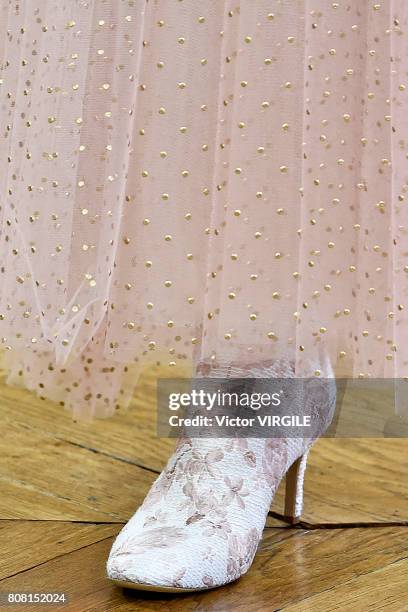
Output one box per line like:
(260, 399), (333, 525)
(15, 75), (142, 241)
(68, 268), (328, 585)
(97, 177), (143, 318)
(1, 1), (408, 419)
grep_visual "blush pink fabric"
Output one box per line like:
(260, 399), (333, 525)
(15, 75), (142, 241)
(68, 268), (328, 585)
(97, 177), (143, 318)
(1, 1), (408, 419)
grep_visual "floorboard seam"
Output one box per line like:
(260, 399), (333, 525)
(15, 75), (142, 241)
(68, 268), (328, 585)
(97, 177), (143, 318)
(297, 520), (408, 528)
(279, 554), (408, 610)
(0, 533), (117, 582)
(268, 511), (408, 528)
(2, 517), (408, 528)
(0, 519), (124, 525)
(59, 439), (161, 475)
(2, 411), (162, 475)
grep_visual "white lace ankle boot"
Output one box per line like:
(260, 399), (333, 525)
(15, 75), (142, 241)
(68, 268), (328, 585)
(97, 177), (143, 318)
(107, 360), (336, 592)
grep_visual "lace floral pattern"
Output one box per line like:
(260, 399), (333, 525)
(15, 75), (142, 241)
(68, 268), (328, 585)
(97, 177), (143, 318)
(107, 360), (336, 590)
(107, 434), (314, 589)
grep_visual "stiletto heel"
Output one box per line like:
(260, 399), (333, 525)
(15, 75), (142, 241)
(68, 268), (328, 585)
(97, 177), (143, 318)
(284, 451), (309, 524)
(107, 360), (336, 591)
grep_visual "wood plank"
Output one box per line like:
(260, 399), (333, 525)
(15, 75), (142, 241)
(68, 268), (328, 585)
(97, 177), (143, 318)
(1, 367), (408, 524)
(0, 526), (406, 611)
(0, 521), (117, 580)
(0, 368), (176, 472)
(0, 419), (154, 522)
(282, 557), (408, 612)
(273, 438), (408, 523)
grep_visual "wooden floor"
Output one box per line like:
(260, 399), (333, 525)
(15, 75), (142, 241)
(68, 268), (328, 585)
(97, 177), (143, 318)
(1, 364), (408, 611)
